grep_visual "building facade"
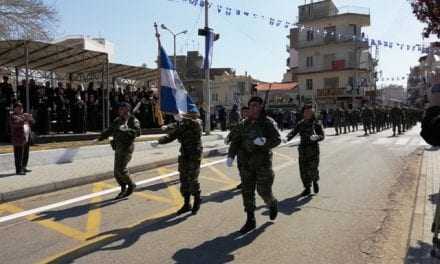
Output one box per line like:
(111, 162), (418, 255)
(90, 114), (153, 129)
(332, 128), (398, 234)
(407, 42), (440, 108)
(289, 0), (375, 110)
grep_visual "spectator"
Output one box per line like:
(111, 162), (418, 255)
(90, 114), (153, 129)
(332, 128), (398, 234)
(0, 76), (14, 142)
(54, 87), (69, 133)
(9, 102), (33, 175)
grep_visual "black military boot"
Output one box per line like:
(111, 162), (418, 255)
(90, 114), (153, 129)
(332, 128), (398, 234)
(114, 186), (127, 200)
(269, 200), (278, 221)
(300, 187), (311, 197)
(124, 182), (136, 198)
(177, 194), (192, 215)
(191, 191), (201, 215)
(313, 181), (320, 194)
(239, 211), (256, 235)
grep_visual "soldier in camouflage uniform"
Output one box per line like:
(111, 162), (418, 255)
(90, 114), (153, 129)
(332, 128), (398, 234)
(352, 108), (360, 132)
(98, 102), (141, 200)
(287, 104), (325, 197)
(226, 106), (249, 190)
(390, 103), (402, 137)
(333, 107), (342, 135)
(228, 97), (281, 234)
(153, 112), (203, 215)
(361, 105), (372, 136)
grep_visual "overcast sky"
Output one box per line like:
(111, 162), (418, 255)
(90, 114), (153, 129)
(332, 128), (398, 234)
(46, 0), (438, 86)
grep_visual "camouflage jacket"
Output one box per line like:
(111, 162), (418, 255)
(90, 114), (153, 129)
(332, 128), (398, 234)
(287, 119), (325, 146)
(158, 118), (203, 157)
(229, 116), (281, 165)
(98, 115), (141, 149)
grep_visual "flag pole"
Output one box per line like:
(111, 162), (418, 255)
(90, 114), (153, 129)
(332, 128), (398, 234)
(154, 22), (162, 119)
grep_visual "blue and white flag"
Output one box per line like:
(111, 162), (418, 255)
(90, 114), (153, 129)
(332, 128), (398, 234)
(160, 46), (198, 115)
(203, 29), (215, 70)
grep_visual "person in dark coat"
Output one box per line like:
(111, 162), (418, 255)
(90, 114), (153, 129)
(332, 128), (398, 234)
(9, 102), (33, 175)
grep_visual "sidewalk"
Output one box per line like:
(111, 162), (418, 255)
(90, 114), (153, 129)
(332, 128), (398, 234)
(406, 146), (440, 263)
(0, 131), (232, 202)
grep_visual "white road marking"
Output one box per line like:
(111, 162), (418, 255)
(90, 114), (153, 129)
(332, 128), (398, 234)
(0, 142), (296, 224)
(0, 159), (225, 224)
(372, 138), (394, 145)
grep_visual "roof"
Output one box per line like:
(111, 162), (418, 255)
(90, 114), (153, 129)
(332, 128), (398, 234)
(256, 82), (298, 91)
(0, 40), (157, 82)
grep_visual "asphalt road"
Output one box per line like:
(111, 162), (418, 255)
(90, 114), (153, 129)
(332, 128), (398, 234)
(0, 126), (427, 264)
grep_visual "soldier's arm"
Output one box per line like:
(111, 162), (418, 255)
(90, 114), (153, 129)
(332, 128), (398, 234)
(158, 123), (181, 145)
(263, 120), (281, 149)
(315, 123), (325, 142)
(227, 126), (240, 159)
(98, 121), (115, 141)
(286, 125), (299, 141)
(126, 118), (141, 140)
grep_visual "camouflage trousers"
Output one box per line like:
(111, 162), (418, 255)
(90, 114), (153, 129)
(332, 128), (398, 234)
(178, 155), (201, 196)
(114, 146), (135, 189)
(392, 120), (401, 134)
(239, 158), (277, 212)
(298, 144), (320, 188)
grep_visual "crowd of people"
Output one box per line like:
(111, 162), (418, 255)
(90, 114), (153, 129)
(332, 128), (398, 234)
(0, 75), (165, 142)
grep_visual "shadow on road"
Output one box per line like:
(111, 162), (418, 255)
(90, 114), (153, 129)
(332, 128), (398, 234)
(0, 172), (17, 178)
(275, 194), (313, 216)
(405, 240), (440, 264)
(173, 222), (273, 264)
(32, 198), (124, 222)
(136, 179), (180, 192)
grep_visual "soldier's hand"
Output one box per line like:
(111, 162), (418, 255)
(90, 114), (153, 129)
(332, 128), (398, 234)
(253, 137), (266, 146)
(160, 125), (168, 131)
(150, 141), (159, 148)
(310, 135), (320, 141)
(226, 157), (234, 167)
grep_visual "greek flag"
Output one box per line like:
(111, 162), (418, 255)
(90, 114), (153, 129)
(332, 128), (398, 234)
(203, 29), (215, 70)
(160, 46), (198, 115)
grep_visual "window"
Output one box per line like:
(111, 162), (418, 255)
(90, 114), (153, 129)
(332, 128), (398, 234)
(350, 24), (357, 36)
(324, 26), (336, 41)
(306, 79), (313, 90)
(306, 56), (314, 67)
(306, 30), (314, 41)
(324, 77), (339, 89)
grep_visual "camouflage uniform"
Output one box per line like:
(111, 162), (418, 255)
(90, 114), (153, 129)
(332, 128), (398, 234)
(361, 106), (373, 135)
(158, 118), (203, 197)
(390, 106), (402, 136)
(287, 119), (325, 189)
(98, 115), (141, 191)
(333, 108), (343, 135)
(229, 115), (281, 213)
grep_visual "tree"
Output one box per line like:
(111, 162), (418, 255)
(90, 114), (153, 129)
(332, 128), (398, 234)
(411, 0), (440, 38)
(0, 0), (58, 41)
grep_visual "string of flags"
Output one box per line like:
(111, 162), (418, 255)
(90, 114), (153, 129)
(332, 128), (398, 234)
(166, 0), (436, 54)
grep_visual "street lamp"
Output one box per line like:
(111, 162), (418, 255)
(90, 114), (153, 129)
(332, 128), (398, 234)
(161, 24), (188, 69)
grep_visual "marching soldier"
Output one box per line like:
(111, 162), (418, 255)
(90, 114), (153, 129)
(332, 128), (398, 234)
(97, 102), (140, 200)
(228, 96), (280, 234)
(152, 112), (203, 216)
(333, 107), (342, 136)
(390, 103), (402, 137)
(286, 104), (325, 197)
(361, 105), (372, 136)
(226, 106), (249, 190)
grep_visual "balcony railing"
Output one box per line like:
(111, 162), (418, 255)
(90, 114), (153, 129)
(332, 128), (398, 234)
(337, 6), (370, 16)
(298, 36), (370, 49)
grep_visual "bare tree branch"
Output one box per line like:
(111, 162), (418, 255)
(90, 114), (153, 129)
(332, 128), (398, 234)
(0, 0), (58, 41)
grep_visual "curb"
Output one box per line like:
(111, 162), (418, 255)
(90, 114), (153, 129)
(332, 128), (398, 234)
(0, 146), (229, 203)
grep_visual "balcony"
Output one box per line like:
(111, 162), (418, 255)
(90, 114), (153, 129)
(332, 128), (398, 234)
(317, 87), (362, 98)
(296, 60), (367, 74)
(298, 36), (370, 49)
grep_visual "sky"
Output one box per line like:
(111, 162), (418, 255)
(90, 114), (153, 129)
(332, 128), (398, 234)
(45, 0), (438, 86)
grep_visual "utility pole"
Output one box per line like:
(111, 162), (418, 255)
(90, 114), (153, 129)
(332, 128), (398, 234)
(204, 1), (211, 134)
